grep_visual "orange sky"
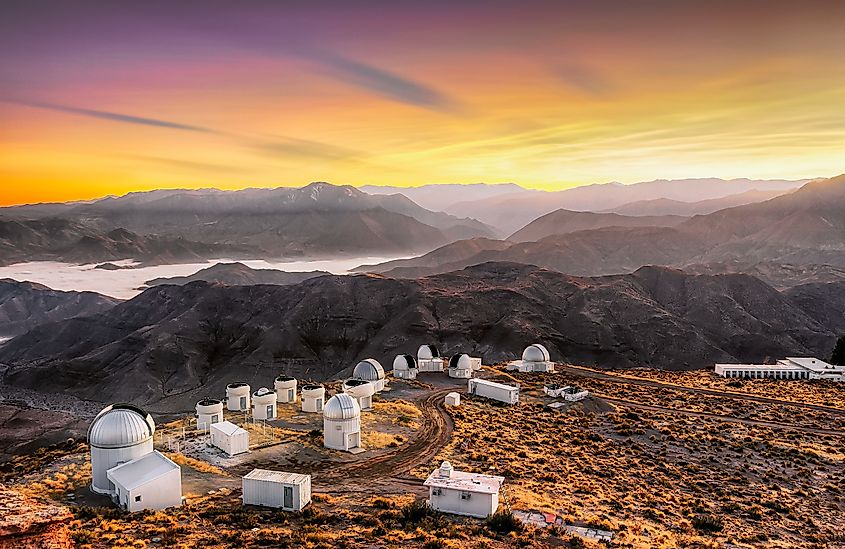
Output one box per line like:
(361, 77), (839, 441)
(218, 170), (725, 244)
(2, 1), (844, 205)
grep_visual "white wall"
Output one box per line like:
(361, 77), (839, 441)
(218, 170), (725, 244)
(114, 468), (182, 512)
(323, 417), (361, 451)
(211, 428), (249, 456)
(90, 441), (153, 495)
(429, 486), (498, 518)
(242, 477), (311, 511)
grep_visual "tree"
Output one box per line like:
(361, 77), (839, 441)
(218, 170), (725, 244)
(831, 335), (845, 366)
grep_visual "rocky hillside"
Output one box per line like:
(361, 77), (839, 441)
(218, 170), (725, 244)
(0, 263), (838, 410)
(0, 279), (119, 339)
(508, 209), (685, 242)
(144, 262), (329, 287)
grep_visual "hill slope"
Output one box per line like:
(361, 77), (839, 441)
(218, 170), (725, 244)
(508, 209), (686, 242)
(144, 262), (329, 287)
(0, 263), (837, 409)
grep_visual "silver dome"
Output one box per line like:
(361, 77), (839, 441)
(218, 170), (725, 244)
(353, 358), (385, 381)
(323, 393), (361, 420)
(88, 404), (155, 449)
(417, 344), (439, 360)
(449, 354), (473, 370)
(393, 354), (417, 371)
(522, 344), (550, 363)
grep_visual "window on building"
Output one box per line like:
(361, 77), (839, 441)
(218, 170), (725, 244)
(461, 492), (471, 500)
(135, 495), (142, 502)
(432, 488), (442, 496)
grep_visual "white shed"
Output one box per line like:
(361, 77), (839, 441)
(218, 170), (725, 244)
(210, 420), (249, 456)
(343, 378), (375, 410)
(88, 404), (156, 495)
(448, 354), (475, 379)
(242, 469), (311, 511)
(425, 461), (504, 518)
(417, 344), (445, 372)
(353, 359), (386, 392)
(252, 387), (277, 420)
(301, 384), (326, 413)
(323, 393), (362, 452)
(196, 399), (224, 430)
(392, 354), (419, 380)
(444, 392), (461, 406)
(226, 382), (251, 411)
(467, 378), (519, 405)
(107, 450), (182, 512)
(274, 376), (297, 404)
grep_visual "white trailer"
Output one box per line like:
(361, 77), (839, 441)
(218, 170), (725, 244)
(467, 378), (519, 405)
(210, 420), (249, 456)
(242, 469), (311, 511)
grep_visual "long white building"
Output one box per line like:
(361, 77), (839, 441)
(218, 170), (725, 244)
(715, 357), (845, 381)
(424, 461), (504, 518)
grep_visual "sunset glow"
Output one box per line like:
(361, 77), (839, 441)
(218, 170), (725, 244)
(2, 0), (844, 205)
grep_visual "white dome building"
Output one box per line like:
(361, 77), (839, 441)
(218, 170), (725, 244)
(88, 404), (156, 495)
(252, 387), (277, 420)
(448, 354), (474, 379)
(274, 376), (297, 404)
(196, 398), (224, 430)
(342, 378), (375, 410)
(417, 344), (444, 372)
(226, 382), (251, 411)
(507, 343), (555, 373)
(353, 358), (386, 392)
(393, 354), (418, 380)
(301, 384), (326, 413)
(323, 393), (361, 452)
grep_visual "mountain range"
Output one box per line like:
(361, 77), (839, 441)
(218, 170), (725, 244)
(360, 175), (845, 279)
(143, 262), (329, 287)
(0, 263), (839, 409)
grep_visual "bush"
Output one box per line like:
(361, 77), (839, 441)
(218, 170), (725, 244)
(400, 500), (438, 524)
(692, 514), (724, 533)
(485, 510), (524, 535)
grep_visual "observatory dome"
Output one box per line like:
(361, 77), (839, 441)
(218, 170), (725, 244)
(88, 404), (155, 449)
(449, 354), (473, 370)
(323, 393), (361, 420)
(393, 354), (417, 371)
(417, 344), (440, 360)
(354, 358), (385, 381)
(522, 344), (550, 363)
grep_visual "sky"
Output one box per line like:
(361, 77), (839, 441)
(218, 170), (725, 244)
(2, 0), (845, 206)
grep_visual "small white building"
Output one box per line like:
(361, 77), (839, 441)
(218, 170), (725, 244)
(88, 404), (156, 496)
(210, 420), (249, 456)
(425, 461), (504, 518)
(448, 354), (475, 379)
(274, 376), (297, 404)
(507, 344), (555, 373)
(107, 450), (182, 512)
(467, 378), (519, 405)
(444, 392), (461, 406)
(392, 354), (419, 380)
(343, 378), (375, 410)
(417, 344), (445, 372)
(353, 359), (386, 392)
(252, 387), (277, 420)
(196, 398), (224, 430)
(323, 393), (362, 452)
(301, 384), (326, 413)
(242, 469), (312, 511)
(226, 382), (251, 411)
(544, 384), (589, 402)
(715, 357), (845, 381)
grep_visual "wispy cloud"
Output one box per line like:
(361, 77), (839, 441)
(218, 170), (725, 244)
(300, 50), (461, 113)
(7, 99), (218, 133)
(554, 65), (615, 96)
(253, 135), (362, 161)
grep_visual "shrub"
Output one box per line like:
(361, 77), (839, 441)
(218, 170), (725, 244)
(400, 500), (438, 524)
(485, 510), (524, 535)
(692, 514), (724, 533)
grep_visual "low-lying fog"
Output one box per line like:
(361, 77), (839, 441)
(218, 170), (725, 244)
(0, 256), (407, 299)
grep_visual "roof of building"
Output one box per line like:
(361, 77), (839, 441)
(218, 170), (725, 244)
(417, 344), (440, 360)
(324, 393), (361, 420)
(393, 354), (417, 371)
(210, 420), (248, 437)
(784, 357), (845, 372)
(471, 378), (519, 392)
(243, 468), (310, 485)
(88, 404), (155, 449)
(424, 467), (504, 495)
(353, 358), (385, 381)
(522, 343), (550, 363)
(449, 354), (473, 370)
(106, 450), (179, 491)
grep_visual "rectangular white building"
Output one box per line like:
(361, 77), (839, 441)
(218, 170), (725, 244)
(467, 378), (519, 405)
(425, 462), (504, 518)
(715, 357), (845, 381)
(242, 469), (311, 511)
(210, 420), (249, 456)
(106, 451), (182, 512)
